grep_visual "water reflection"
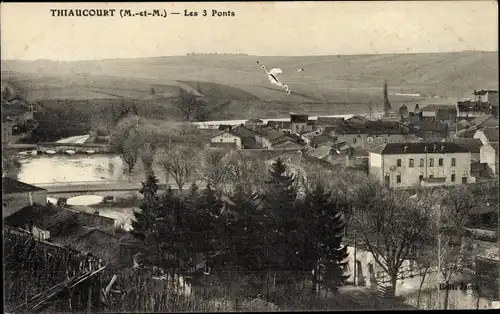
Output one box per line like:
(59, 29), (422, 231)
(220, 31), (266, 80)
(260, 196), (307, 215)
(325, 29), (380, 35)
(18, 155), (124, 184)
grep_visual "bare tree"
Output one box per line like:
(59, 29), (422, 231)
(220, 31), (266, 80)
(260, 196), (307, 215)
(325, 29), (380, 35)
(110, 116), (142, 173)
(157, 144), (200, 190)
(195, 149), (233, 196)
(173, 89), (206, 121)
(435, 186), (478, 309)
(226, 150), (267, 195)
(353, 185), (433, 296)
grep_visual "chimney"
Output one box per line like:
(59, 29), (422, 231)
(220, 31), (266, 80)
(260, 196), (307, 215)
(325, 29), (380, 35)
(404, 145), (409, 153)
(433, 144), (437, 152)
(28, 192), (33, 206)
(424, 146), (428, 152)
(441, 145), (445, 152)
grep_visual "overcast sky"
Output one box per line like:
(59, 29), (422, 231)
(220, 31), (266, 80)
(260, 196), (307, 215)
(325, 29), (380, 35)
(1, 1), (498, 61)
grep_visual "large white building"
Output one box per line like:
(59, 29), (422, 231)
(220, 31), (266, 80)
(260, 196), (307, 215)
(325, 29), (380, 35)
(368, 142), (474, 188)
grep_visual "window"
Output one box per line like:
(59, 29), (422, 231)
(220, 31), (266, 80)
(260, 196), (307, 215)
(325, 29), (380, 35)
(429, 158), (434, 167)
(396, 173), (401, 184)
(397, 159), (402, 167)
(419, 158), (424, 167)
(40, 231), (45, 241)
(384, 173), (390, 187)
(353, 137), (357, 144)
(451, 171), (456, 182)
(220, 138), (223, 142)
(409, 159), (414, 168)
(451, 158), (456, 167)
(429, 172), (434, 178)
(438, 158), (443, 166)
(462, 176), (467, 184)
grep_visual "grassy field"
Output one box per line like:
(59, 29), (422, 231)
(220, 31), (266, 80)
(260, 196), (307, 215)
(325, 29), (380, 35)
(1, 51), (498, 121)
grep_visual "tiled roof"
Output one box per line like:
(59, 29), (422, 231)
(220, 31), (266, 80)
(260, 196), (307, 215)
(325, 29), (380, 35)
(480, 127), (499, 142)
(241, 137), (260, 149)
(308, 146), (333, 159)
(311, 135), (332, 146)
(273, 141), (302, 150)
(451, 138), (482, 153)
(333, 121), (408, 135)
(267, 120), (291, 129)
(246, 119), (264, 124)
(211, 125), (257, 138)
(420, 104), (456, 112)
(40, 209), (80, 230)
(473, 90), (498, 96)
(2, 177), (47, 194)
(218, 124), (232, 131)
(315, 117), (346, 126)
(370, 142), (470, 154)
(4, 204), (62, 227)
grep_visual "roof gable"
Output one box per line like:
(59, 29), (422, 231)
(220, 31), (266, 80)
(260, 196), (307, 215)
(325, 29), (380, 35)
(371, 142), (471, 154)
(2, 178), (47, 194)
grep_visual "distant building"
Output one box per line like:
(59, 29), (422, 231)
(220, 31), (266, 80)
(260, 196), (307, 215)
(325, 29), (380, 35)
(290, 113), (310, 134)
(2, 97), (36, 144)
(267, 120), (292, 133)
(2, 178), (48, 218)
(2, 117), (14, 143)
(256, 127), (300, 149)
(458, 90), (499, 118)
(474, 127), (499, 175)
(471, 90), (499, 107)
(307, 145), (349, 167)
(412, 120), (449, 140)
(210, 125), (259, 149)
(325, 121), (416, 150)
(419, 104), (457, 125)
(244, 119), (264, 130)
(368, 142), (474, 188)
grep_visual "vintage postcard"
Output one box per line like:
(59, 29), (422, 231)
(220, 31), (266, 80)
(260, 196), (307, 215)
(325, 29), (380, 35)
(1, 1), (498, 312)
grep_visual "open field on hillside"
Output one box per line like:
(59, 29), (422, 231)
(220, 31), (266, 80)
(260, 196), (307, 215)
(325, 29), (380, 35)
(2, 51), (497, 121)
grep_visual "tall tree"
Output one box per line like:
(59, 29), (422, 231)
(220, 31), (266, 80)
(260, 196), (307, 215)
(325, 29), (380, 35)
(174, 89), (206, 121)
(157, 187), (190, 270)
(130, 174), (162, 263)
(224, 184), (264, 270)
(383, 80), (392, 117)
(187, 185), (224, 272)
(262, 158), (298, 270)
(196, 149), (232, 197)
(353, 185), (433, 296)
(157, 144), (199, 190)
(300, 183), (349, 293)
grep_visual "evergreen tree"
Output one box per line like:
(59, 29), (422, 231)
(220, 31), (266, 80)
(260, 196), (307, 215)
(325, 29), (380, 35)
(187, 184), (224, 271)
(301, 183), (349, 292)
(130, 174), (162, 263)
(225, 184), (264, 270)
(262, 158), (299, 270)
(383, 80), (392, 117)
(157, 187), (190, 269)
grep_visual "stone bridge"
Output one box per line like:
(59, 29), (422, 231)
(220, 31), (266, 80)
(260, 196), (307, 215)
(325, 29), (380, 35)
(5, 142), (111, 154)
(38, 181), (176, 199)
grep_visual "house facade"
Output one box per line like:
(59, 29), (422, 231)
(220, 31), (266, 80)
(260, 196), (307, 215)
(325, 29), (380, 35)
(480, 144), (498, 175)
(369, 142), (473, 188)
(2, 178), (48, 218)
(210, 129), (243, 149)
(290, 113), (310, 134)
(471, 90), (499, 107)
